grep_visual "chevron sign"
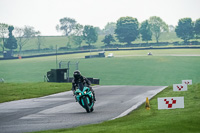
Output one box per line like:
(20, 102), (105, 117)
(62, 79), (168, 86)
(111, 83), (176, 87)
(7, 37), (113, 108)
(173, 84), (187, 91)
(182, 80), (192, 85)
(158, 97), (184, 110)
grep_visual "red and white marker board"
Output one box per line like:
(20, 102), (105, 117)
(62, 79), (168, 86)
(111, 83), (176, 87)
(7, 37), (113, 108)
(173, 84), (187, 91)
(182, 80), (192, 85)
(158, 97), (184, 110)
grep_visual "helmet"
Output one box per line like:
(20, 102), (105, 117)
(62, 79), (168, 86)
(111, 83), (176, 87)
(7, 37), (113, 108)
(73, 70), (81, 79)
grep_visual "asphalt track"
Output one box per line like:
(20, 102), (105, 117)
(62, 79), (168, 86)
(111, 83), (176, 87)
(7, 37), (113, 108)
(0, 85), (167, 133)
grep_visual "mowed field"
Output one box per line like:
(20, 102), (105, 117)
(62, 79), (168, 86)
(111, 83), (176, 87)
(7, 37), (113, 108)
(0, 49), (200, 133)
(0, 49), (200, 86)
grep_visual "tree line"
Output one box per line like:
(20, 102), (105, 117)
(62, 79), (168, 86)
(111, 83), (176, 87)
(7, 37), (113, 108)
(0, 16), (200, 54)
(56, 16), (200, 47)
(0, 24), (42, 55)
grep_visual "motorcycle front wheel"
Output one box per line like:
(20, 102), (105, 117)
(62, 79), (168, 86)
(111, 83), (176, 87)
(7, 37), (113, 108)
(83, 97), (90, 113)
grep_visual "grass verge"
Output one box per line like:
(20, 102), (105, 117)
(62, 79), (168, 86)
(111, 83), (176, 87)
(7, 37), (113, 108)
(34, 83), (200, 133)
(0, 82), (71, 103)
(1, 49), (200, 85)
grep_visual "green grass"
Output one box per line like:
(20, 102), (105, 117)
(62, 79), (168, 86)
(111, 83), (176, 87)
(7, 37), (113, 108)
(0, 82), (72, 103)
(34, 83), (200, 133)
(82, 56), (200, 86)
(109, 49), (200, 55)
(0, 49), (199, 132)
(0, 49), (200, 85)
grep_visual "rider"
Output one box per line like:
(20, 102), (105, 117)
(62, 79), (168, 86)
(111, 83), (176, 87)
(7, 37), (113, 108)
(72, 70), (96, 101)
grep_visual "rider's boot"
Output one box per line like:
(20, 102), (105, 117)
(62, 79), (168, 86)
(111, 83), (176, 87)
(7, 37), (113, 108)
(89, 87), (96, 101)
(93, 93), (96, 101)
(75, 96), (78, 102)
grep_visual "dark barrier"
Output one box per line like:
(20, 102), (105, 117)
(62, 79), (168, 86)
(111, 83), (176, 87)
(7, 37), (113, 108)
(47, 73), (100, 84)
(85, 52), (105, 59)
(3, 51), (13, 59)
(2, 46), (200, 60)
(85, 55), (99, 58)
(93, 78), (100, 84)
(65, 77), (100, 85)
(47, 68), (68, 82)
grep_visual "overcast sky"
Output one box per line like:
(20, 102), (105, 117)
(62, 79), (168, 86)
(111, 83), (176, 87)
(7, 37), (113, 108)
(0, 0), (199, 36)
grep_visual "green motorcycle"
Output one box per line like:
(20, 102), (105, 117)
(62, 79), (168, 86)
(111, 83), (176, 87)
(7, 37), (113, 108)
(75, 82), (95, 113)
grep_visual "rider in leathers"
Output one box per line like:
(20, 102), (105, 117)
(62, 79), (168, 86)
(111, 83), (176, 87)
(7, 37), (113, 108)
(72, 70), (96, 101)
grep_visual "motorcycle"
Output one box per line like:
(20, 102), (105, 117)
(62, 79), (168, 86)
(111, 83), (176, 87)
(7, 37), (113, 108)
(75, 82), (95, 113)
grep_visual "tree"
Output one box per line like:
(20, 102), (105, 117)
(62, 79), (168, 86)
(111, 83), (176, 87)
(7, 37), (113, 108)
(104, 22), (116, 35)
(73, 24), (83, 36)
(4, 26), (17, 52)
(15, 26), (37, 54)
(102, 34), (115, 45)
(149, 16), (168, 43)
(175, 18), (194, 43)
(168, 25), (175, 32)
(0, 23), (9, 51)
(71, 24), (84, 48)
(71, 35), (83, 48)
(56, 17), (77, 36)
(35, 31), (45, 51)
(115, 17), (139, 45)
(23, 26), (36, 38)
(83, 25), (98, 47)
(94, 27), (104, 35)
(194, 18), (200, 39)
(140, 20), (152, 43)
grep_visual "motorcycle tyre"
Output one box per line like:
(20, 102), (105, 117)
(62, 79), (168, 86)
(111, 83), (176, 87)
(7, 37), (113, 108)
(83, 97), (90, 113)
(90, 106), (94, 112)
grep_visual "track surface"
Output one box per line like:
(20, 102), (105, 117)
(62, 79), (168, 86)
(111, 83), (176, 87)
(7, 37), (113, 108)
(0, 85), (166, 133)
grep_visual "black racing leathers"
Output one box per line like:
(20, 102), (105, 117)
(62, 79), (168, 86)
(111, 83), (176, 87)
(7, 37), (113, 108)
(72, 76), (96, 101)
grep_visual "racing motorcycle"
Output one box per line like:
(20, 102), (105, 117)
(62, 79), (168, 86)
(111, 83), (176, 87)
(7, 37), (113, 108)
(75, 82), (95, 113)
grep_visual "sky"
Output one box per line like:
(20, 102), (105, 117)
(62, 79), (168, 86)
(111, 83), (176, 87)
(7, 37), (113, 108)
(0, 0), (199, 36)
